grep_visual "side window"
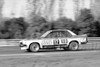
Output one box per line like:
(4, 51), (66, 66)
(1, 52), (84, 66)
(56, 31), (64, 37)
(63, 31), (72, 37)
(46, 31), (58, 38)
(48, 31), (69, 38)
(45, 31), (72, 38)
(60, 31), (72, 37)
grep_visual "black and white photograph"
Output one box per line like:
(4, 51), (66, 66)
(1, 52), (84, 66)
(0, 0), (100, 67)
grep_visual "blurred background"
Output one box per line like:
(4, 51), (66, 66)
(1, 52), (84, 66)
(0, 0), (100, 39)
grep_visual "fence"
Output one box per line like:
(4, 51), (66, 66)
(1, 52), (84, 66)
(79, 37), (100, 50)
(0, 39), (20, 46)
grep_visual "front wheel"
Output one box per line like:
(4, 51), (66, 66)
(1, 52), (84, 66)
(29, 43), (40, 52)
(68, 42), (79, 51)
(63, 47), (69, 51)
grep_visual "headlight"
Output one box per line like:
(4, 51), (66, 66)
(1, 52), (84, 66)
(19, 41), (27, 47)
(20, 42), (23, 44)
(19, 40), (26, 44)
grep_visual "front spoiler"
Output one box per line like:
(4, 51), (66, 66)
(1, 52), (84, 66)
(19, 43), (28, 50)
(21, 47), (27, 50)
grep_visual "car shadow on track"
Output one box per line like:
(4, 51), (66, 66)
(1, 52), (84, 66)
(25, 48), (100, 53)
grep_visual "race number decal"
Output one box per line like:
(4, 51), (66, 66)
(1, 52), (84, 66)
(53, 39), (59, 45)
(61, 39), (68, 44)
(41, 39), (53, 45)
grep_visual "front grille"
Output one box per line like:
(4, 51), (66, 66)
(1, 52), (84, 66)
(19, 42), (26, 47)
(20, 42), (23, 45)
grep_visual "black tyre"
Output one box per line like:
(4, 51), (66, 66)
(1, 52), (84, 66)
(63, 47), (69, 51)
(29, 43), (40, 52)
(68, 42), (79, 51)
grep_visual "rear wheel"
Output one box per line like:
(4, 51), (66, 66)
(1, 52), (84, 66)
(68, 42), (79, 51)
(29, 43), (40, 52)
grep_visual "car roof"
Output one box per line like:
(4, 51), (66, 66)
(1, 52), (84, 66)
(41, 29), (76, 37)
(50, 29), (68, 31)
(49, 29), (76, 35)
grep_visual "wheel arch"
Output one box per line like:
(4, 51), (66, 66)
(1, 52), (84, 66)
(29, 42), (41, 49)
(69, 40), (80, 46)
(68, 40), (80, 51)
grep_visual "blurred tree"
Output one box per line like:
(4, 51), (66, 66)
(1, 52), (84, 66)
(76, 9), (95, 36)
(49, 17), (78, 34)
(25, 16), (47, 38)
(0, 21), (10, 39)
(0, 18), (28, 38)
(90, 20), (100, 37)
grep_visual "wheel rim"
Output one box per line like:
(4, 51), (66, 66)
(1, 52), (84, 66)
(69, 42), (79, 50)
(30, 44), (39, 52)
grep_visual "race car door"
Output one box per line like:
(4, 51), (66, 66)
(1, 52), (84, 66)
(41, 31), (59, 45)
(41, 30), (71, 45)
(53, 31), (72, 45)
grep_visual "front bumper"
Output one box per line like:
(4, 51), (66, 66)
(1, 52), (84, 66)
(19, 43), (27, 47)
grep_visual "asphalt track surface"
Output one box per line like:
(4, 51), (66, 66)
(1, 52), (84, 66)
(0, 45), (99, 55)
(0, 46), (88, 55)
(0, 38), (100, 67)
(1, 46), (100, 67)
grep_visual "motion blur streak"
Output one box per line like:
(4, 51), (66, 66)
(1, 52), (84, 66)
(1, 0), (95, 21)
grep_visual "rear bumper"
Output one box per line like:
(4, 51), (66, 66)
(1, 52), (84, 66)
(81, 37), (88, 44)
(81, 41), (88, 44)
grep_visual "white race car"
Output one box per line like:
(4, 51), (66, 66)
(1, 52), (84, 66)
(19, 29), (88, 52)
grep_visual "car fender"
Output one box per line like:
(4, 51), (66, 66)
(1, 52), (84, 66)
(67, 38), (81, 46)
(22, 40), (43, 48)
